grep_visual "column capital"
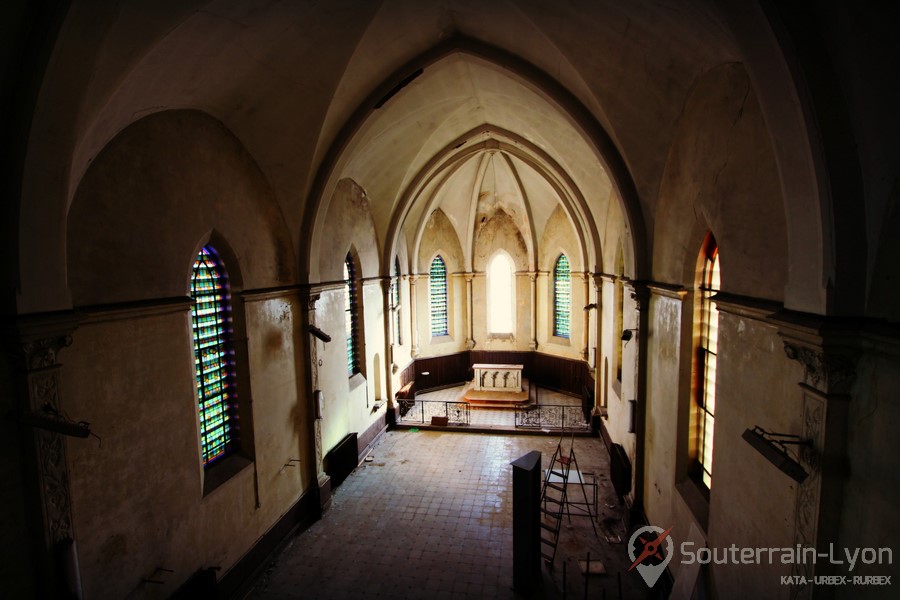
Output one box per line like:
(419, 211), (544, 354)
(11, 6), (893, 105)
(625, 280), (651, 311)
(380, 276), (392, 294)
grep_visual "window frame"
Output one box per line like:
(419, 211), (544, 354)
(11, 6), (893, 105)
(552, 254), (571, 339)
(691, 234), (719, 495)
(487, 251), (515, 336)
(429, 255), (449, 338)
(344, 253), (361, 377)
(190, 245), (240, 468)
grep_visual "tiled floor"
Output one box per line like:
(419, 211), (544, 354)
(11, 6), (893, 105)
(246, 430), (656, 599)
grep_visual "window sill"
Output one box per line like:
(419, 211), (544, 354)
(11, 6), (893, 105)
(349, 372), (366, 391)
(488, 333), (514, 341)
(203, 453), (253, 497)
(430, 334), (453, 343)
(676, 477), (709, 533)
(549, 335), (571, 346)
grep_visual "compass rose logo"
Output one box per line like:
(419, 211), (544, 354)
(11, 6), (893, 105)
(627, 525), (674, 587)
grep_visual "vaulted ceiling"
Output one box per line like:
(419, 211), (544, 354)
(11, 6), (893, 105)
(20, 0), (836, 313)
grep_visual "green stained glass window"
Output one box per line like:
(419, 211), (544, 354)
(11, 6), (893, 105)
(553, 254), (570, 338)
(191, 246), (237, 466)
(344, 254), (360, 376)
(429, 256), (448, 336)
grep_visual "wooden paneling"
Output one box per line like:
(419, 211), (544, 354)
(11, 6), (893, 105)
(405, 351), (594, 399)
(415, 351), (471, 391)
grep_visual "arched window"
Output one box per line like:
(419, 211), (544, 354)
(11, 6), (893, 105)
(392, 256), (402, 345)
(344, 253), (360, 376)
(553, 254), (571, 338)
(191, 246), (238, 466)
(488, 253), (515, 334)
(695, 234), (720, 490)
(429, 255), (448, 336)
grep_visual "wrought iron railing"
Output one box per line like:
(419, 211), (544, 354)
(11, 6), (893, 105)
(397, 399), (471, 425)
(515, 404), (589, 430)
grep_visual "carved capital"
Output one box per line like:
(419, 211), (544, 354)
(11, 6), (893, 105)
(13, 316), (80, 550)
(22, 335), (73, 370)
(627, 281), (651, 311)
(380, 276), (392, 294)
(783, 342), (858, 394)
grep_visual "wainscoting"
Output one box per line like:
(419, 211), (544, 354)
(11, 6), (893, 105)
(397, 350), (594, 398)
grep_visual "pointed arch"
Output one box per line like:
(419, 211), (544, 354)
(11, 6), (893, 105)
(428, 255), (449, 336)
(344, 252), (361, 376)
(190, 244), (239, 466)
(553, 253), (571, 339)
(487, 250), (516, 334)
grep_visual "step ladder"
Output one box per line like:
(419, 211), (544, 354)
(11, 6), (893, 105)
(539, 433), (598, 566)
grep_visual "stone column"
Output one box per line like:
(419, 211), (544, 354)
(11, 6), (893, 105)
(465, 272), (475, 349)
(409, 275), (419, 358)
(13, 313), (82, 598)
(624, 280), (651, 523)
(528, 271), (538, 351)
(380, 276), (394, 404)
(300, 289), (331, 512)
(778, 316), (859, 599)
(581, 272), (591, 361)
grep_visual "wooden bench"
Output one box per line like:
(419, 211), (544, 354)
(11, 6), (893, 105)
(395, 381), (414, 399)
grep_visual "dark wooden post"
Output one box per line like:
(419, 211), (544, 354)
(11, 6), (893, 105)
(511, 450), (542, 594)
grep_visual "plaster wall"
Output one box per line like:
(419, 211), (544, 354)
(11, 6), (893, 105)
(642, 293), (687, 545)
(642, 298), (803, 592)
(390, 274), (412, 390)
(415, 208), (466, 359)
(706, 310), (800, 597)
(836, 343), (900, 595)
(653, 63), (787, 301)
(61, 304), (310, 599)
(66, 110), (293, 308)
(312, 281), (387, 459)
(534, 274), (585, 362)
(311, 175), (388, 456)
(414, 274), (466, 359)
(244, 294), (313, 506)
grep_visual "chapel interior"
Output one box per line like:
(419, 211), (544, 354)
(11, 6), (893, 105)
(2, 1), (898, 598)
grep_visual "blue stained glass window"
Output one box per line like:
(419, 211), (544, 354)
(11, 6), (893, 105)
(553, 254), (571, 338)
(191, 246), (237, 466)
(344, 254), (360, 376)
(429, 256), (448, 336)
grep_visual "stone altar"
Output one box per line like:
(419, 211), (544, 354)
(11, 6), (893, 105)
(473, 363), (524, 392)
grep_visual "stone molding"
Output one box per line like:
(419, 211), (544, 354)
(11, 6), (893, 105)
(14, 314), (81, 550)
(241, 284), (302, 303)
(647, 282), (687, 300)
(78, 296), (193, 324)
(711, 291), (781, 322)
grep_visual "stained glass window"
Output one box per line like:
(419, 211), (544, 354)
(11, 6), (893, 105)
(344, 253), (360, 376)
(429, 256), (448, 336)
(191, 246), (237, 466)
(697, 235), (720, 490)
(553, 254), (571, 338)
(392, 256), (402, 345)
